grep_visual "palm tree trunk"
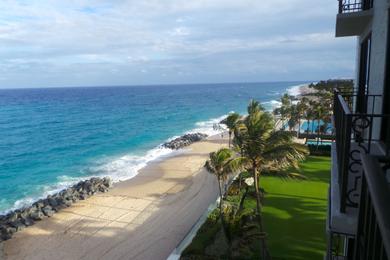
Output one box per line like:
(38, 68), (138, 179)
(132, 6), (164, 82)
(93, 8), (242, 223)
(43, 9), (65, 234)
(238, 172), (242, 193)
(228, 131), (232, 148)
(252, 164), (270, 260)
(217, 177), (223, 212)
(311, 119), (315, 134)
(297, 117), (301, 137)
(238, 186), (249, 212)
(317, 119), (320, 149)
(238, 148), (244, 193)
(252, 165), (262, 214)
(307, 119), (310, 134)
(217, 177), (232, 256)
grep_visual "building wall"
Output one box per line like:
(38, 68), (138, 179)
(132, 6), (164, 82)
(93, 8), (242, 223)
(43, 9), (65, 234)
(358, 0), (389, 139)
(368, 0), (388, 99)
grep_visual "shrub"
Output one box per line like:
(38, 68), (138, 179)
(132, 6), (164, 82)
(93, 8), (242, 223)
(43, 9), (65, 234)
(308, 144), (331, 156)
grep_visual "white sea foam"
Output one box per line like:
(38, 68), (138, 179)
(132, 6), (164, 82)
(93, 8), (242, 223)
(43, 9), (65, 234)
(286, 82), (318, 97)
(262, 83), (313, 113)
(263, 100), (282, 111)
(94, 114), (228, 183)
(286, 84), (305, 97)
(88, 146), (178, 183)
(187, 114), (228, 136)
(86, 114), (227, 183)
(1, 114), (228, 215)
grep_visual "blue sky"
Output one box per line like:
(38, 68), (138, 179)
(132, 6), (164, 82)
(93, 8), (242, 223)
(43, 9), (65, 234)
(0, 0), (356, 88)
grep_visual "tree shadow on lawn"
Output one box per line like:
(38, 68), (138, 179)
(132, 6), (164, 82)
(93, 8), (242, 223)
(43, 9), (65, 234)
(263, 193), (327, 260)
(298, 156), (331, 184)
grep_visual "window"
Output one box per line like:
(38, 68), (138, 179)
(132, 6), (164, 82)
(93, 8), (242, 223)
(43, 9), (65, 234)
(381, 10), (390, 152)
(356, 34), (371, 113)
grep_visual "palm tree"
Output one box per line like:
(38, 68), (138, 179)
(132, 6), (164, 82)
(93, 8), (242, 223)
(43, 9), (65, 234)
(248, 99), (264, 114)
(204, 148), (246, 246)
(225, 112), (240, 148)
(308, 100), (318, 134)
(234, 100), (309, 259)
(306, 107), (314, 135)
(288, 104), (299, 132)
(312, 101), (326, 148)
(296, 97), (309, 136)
(280, 94), (291, 130)
(233, 125), (246, 193)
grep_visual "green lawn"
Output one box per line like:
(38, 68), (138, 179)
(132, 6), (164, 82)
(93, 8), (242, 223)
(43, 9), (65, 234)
(261, 156), (330, 260)
(182, 156), (331, 259)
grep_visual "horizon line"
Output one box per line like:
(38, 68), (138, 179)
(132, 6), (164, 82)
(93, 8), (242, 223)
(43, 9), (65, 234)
(0, 79), (352, 91)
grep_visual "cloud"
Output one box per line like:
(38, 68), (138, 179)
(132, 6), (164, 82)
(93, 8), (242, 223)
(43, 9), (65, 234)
(0, 0), (356, 88)
(169, 27), (191, 36)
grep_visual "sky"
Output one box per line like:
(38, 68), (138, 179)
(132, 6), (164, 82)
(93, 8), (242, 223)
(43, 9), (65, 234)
(0, 0), (356, 88)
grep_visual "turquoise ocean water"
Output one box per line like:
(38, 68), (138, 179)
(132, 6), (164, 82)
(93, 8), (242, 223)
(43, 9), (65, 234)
(0, 82), (308, 213)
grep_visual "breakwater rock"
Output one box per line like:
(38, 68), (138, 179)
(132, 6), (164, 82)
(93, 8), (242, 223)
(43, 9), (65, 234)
(0, 177), (112, 242)
(219, 117), (228, 125)
(162, 133), (208, 150)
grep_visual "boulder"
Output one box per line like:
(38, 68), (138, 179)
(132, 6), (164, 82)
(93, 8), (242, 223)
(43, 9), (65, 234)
(30, 211), (44, 221)
(99, 186), (108, 193)
(0, 226), (16, 241)
(9, 220), (25, 231)
(42, 206), (54, 217)
(79, 193), (87, 200)
(102, 177), (112, 188)
(22, 217), (34, 226)
(162, 133), (208, 150)
(47, 197), (58, 207)
(6, 212), (18, 223)
(219, 117), (228, 125)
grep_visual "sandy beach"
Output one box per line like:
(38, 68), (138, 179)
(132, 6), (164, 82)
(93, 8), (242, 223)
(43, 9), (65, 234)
(1, 134), (227, 260)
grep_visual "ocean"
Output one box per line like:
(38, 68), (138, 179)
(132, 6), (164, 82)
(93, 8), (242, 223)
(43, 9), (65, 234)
(0, 82), (308, 213)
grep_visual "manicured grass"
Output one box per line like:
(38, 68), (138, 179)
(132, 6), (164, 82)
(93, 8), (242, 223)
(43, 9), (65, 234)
(261, 156), (331, 260)
(182, 156), (331, 259)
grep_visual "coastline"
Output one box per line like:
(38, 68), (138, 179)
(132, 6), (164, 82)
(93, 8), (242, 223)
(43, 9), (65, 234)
(287, 82), (316, 98)
(0, 115), (227, 216)
(0, 82), (310, 216)
(1, 133), (228, 260)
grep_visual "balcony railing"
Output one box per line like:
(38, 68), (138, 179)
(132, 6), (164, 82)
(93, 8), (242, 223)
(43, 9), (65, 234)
(338, 0), (374, 14)
(354, 155), (390, 259)
(333, 89), (389, 213)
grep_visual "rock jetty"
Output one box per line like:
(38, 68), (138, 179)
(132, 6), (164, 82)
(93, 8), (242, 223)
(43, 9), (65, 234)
(0, 177), (112, 242)
(219, 117), (228, 125)
(162, 133), (208, 150)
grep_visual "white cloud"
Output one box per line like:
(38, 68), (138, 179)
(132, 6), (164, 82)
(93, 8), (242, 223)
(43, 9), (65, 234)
(0, 0), (355, 88)
(169, 27), (190, 36)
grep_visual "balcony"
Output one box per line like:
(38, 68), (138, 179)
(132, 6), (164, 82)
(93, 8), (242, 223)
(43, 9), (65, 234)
(336, 0), (374, 37)
(333, 90), (387, 212)
(355, 155), (390, 259)
(329, 90), (387, 232)
(338, 0), (373, 14)
(327, 90), (390, 258)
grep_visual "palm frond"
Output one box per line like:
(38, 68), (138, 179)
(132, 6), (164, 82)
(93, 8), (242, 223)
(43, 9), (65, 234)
(226, 112), (240, 130)
(266, 130), (295, 148)
(262, 143), (309, 170)
(205, 148), (247, 180)
(224, 157), (250, 174)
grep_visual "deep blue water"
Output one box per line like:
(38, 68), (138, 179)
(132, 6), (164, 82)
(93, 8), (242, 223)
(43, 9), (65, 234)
(0, 82), (307, 213)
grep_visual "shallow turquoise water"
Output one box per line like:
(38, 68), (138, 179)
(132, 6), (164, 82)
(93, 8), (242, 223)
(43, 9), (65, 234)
(0, 82), (307, 212)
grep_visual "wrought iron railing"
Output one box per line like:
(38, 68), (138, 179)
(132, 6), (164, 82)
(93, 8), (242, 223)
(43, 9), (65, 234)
(333, 89), (388, 212)
(354, 155), (390, 259)
(338, 0), (374, 14)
